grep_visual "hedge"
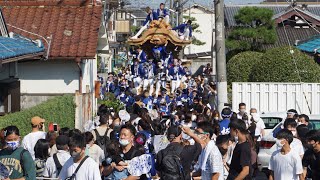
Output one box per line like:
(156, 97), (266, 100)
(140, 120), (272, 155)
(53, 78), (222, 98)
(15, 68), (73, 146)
(250, 46), (320, 82)
(227, 51), (263, 84)
(0, 95), (76, 137)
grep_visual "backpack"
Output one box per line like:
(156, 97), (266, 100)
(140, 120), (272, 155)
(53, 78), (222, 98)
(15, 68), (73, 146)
(94, 128), (111, 157)
(34, 158), (46, 176)
(159, 144), (185, 180)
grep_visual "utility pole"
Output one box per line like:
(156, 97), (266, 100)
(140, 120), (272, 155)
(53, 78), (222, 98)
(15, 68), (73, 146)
(170, 0), (174, 26)
(177, 0), (184, 59)
(214, 0), (228, 112)
(177, 0), (183, 25)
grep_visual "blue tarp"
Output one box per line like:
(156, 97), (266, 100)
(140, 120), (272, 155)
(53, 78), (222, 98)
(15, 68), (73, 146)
(297, 36), (320, 54)
(0, 36), (44, 60)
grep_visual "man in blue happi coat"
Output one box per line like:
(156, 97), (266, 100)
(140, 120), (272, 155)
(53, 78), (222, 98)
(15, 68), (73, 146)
(172, 20), (193, 40)
(131, 7), (158, 39)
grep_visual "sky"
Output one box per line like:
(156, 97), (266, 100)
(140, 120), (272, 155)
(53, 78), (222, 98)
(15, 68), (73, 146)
(127, 0), (264, 9)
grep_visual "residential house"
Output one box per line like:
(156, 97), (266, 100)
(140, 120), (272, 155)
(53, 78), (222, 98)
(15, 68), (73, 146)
(262, 0), (320, 4)
(0, 8), (45, 114)
(0, 0), (102, 111)
(183, 4), (216, 76)
(224, 3), (320, 50)
(130, 9), (148, 27)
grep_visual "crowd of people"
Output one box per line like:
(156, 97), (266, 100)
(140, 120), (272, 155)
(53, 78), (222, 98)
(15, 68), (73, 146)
(0, 101), (318, 180)
(0, 2), (319, 180)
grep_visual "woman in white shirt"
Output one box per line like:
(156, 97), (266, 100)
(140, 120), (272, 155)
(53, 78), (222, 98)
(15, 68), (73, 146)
(84, 132), (105, 165)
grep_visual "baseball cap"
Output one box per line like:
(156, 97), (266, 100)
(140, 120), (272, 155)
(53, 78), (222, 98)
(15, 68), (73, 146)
(31, 116), (45, 126)
(56, 135), (69, 146)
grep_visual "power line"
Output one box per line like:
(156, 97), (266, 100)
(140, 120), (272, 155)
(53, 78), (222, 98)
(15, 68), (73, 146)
(275, 0), (302, 82)
(276, 0), (313, 114)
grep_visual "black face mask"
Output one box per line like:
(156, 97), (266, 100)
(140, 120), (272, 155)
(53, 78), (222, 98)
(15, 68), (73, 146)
(219, 147), (228, 156)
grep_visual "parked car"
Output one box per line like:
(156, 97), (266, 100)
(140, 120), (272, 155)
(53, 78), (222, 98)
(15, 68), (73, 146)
(257, 114), (320, 174)
(260, 112), (286, 136)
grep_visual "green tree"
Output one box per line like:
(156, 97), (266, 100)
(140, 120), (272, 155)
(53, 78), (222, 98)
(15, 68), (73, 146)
(226, 7), (277, 53)
(183, 16), (206, 46)
(250, 46), (320, 82)
(227, 51), (263, 84)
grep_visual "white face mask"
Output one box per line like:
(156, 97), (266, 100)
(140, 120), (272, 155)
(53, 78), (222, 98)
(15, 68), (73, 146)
(276, 139), (285, 148)
(191, 115), (197, 121)
(239, 109), (246, 114)
(297, 122), (302, 126)
(119, 139), (130, 146)
(291, 130), (297, 137)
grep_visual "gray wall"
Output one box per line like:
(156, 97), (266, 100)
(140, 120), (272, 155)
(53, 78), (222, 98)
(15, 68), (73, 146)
(20, 95), (55, 110)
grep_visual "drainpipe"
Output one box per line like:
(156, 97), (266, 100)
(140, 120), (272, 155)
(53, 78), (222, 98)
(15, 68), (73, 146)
(76, 57), (83, 93)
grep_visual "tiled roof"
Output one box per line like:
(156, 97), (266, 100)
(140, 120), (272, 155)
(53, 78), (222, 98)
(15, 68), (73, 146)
(297, 35), (320, 53)
(273, 27), (320, 48)
(185, 51), (212, 59)
(0, 0), (101, 6)
(224, 4), (320, 27)
(0, 1), (102, 59)
(226, 26), (320, 50)
(0, 35), (44, 60)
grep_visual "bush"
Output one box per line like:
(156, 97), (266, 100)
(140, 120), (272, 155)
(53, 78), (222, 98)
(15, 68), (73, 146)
(227, 51), (263, 84)
(99, 92), (124, 114)
(0, 95), (75, 137)
(251, 46), (320, 82)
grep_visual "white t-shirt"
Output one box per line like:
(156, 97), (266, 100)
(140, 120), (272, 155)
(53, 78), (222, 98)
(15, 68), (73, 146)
(268, 149), (303, 180)
(200, 144), (224, 180)
(85, 144), (105, 165)
(43, 150), (71, 178)
(276, 138), (305, 157)
(22, 131), (47, 160)
(254, 118), (266, 141)
(59, 156), (101, 180)
(291, 138), (305, 157)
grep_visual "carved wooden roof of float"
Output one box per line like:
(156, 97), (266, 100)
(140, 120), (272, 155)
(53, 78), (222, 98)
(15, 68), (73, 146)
(127, 20), (191, 47)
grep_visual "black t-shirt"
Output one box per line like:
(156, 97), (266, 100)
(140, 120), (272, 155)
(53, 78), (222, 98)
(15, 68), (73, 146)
(133, 103), (142, 115)
(228, 141), (252, 180)
(123, 146), (143, 161)
(302, 149), (320, 179)
(156, 142), (202, 180)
